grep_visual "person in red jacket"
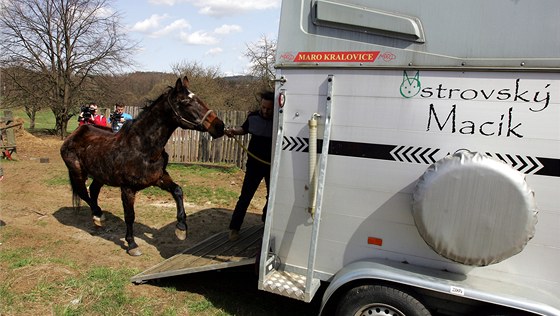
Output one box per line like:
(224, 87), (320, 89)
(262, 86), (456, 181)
(78, 103), (107, 127)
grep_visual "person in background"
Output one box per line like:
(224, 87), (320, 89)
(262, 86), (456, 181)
(108, 102), (133, 132)
(225, 91), (274, 241)
(78, 103), (107, 127)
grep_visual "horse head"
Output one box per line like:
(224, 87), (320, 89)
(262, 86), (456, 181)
(168, 76), (225, 138)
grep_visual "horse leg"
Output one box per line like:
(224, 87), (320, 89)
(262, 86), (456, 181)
(121, 187), (141, 256)
(89, 179), (105, 227)
(67, 167), (101, 223)
(157, 172), (187, 240)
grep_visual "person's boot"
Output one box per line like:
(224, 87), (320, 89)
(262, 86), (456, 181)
(229, 229), (240, 241)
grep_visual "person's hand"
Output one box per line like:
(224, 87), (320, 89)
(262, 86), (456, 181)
(225, 128), (235, 138)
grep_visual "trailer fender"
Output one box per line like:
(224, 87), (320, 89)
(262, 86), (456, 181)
(320, 260), (447, 315)
(319, 259), (560, 316)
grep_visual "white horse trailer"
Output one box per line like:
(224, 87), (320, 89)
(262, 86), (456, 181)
(132, 1), (560, 315)
(258, 0), (560, 315)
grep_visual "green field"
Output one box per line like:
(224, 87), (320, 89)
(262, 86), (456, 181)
(11, 108), (79, 133)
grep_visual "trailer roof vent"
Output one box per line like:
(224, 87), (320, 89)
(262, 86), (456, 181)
(412, 150), (538, 266)
(313, 0), (425, 43)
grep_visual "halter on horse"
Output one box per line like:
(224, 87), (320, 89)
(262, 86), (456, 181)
(60, 76), (225, 256)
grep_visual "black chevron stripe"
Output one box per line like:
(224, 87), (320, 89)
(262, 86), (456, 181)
(411, 147), (423, 164)
(401, 146), (414, 163)
(393, 146), (405, 161)
(534, 157), (560, 177)
(525, 156), (540, 174)
(419, 147), (432, 164)
(282, 138), (559, 177)
(516, 155), (528, 171)
(427, 148), (440, 163)
(505, 154), (517, 168)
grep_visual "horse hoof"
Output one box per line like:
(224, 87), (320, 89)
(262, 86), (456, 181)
(92, 216), (103, 227)
(175, 228), (187, 241)
(127, 247), (143, 256)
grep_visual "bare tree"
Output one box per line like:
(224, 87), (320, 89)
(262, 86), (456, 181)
(1, 66), (48, 129)
(0, 0), (137, 137)
(171, 60), (262, 112)
(244, 34), (276, 91)
(171, 61), (227, 110)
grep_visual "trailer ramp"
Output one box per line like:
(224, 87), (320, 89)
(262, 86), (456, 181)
(131, 224), (263, 283)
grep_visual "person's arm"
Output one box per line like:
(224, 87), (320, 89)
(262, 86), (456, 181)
(225, 126), (245, 137)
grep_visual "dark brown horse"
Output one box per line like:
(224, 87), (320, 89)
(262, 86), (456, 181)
(60, 76), (224, 256)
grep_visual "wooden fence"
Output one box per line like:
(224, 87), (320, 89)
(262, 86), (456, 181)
(113, 107), (253, 169)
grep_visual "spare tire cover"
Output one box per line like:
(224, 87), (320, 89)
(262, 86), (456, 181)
(412, 150), (537, 266)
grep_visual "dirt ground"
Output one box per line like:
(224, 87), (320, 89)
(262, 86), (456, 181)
(0, 126), (298, 315)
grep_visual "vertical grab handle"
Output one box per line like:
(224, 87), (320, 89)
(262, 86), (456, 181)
(308, 113), (321, 218)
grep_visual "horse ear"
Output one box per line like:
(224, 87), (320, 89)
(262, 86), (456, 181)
(182, 76), (190, 89)
(175, 78), (183, 91)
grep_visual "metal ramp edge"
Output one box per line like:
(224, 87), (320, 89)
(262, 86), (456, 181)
(131, 224), (264, 283)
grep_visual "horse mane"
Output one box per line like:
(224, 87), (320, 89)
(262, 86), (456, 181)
(117, 119), (133, 134)
(135, 86), (173, 120)
(115, 86), (174, 135)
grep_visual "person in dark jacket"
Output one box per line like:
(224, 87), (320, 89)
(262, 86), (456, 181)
(225, 91), (274, 241)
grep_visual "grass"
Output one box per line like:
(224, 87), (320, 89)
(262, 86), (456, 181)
(0, 247), (39, 269)
(48, 266), (223, 316)
(0, 240), (167, 316)
(137, 164), (240, 205)
(0, 285), (15, 311)
(47, 266), (146, 315)
(0, 225), (320, 316)
(167, 164), (238, 175)
(140, 185), (238, 204)
(12, 108), (79, 133)
(45, 175), (72, 186)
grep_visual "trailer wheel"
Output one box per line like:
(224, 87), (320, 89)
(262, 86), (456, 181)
(335, 285), (431, 316)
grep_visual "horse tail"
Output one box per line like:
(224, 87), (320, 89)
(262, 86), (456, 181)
(68, 172), (82, 210)
(72, 192), (81, 210)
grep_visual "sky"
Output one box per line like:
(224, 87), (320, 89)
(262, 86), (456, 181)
(112, 0), (282, 76)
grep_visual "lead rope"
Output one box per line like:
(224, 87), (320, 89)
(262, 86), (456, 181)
(232, 137), (271, 166)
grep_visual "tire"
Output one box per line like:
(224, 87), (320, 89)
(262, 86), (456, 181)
(335, 285), (431, 316)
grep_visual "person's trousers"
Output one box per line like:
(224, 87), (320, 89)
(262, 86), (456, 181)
(229, 160), (270, 231)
